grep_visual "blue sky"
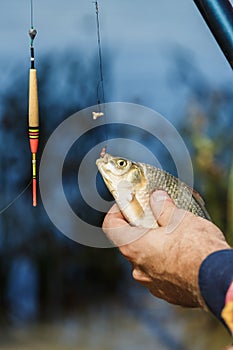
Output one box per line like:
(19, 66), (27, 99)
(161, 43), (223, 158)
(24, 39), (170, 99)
(0, 0), (232, 120)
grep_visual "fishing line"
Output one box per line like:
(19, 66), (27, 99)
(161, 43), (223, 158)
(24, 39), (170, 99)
(30, 0), (34, 29)
(94, 1), (106, 105)
(93, 1), (108, 148)
(0, 181), (32, 215)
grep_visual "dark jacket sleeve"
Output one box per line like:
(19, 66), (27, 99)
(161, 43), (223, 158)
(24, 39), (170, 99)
(198, 249), (233, 331)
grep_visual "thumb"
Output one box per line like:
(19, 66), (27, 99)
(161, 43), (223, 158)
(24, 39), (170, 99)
(150, 190), (178, 227)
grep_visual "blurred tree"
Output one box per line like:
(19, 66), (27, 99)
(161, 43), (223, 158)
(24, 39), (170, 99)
(228, 161), (233, 239)
(169, 48), (233, 243)
(0, 50), (123, 323)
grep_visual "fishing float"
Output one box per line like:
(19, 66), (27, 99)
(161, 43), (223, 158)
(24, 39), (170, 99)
(28, 1), (39, 207)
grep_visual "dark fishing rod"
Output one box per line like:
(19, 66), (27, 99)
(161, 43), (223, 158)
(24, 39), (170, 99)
(193, 0), (233, 68)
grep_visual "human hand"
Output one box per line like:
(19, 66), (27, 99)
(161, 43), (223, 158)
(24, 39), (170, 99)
(103, 190), (230, 308)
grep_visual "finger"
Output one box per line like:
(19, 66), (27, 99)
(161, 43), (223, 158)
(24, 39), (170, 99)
(102, 204), (129, 233)
(103, 204), (148, 248)
(150, 191), (195, 234)
(105, 203), (125, 219)
(150, 190), (178, 227)
(132, 267), (152, 284)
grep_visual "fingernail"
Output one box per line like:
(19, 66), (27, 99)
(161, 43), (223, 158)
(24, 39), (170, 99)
(151, 190), (169, 202)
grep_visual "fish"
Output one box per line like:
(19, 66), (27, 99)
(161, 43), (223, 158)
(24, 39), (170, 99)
(96, 152), (211, 228)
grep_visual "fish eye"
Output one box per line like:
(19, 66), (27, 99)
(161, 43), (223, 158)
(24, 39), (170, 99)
(117, 159), (127, 168)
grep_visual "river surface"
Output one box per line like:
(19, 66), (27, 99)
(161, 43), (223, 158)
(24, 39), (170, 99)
(0, 291), (231, 350)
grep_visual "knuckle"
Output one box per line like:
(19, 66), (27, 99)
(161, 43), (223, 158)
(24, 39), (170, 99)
(132, 268), (152, 284)
(132, 268), (140, 281)
(119, 243), (139, 262)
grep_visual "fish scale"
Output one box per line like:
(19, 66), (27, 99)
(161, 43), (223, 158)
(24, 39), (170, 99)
(144, 164), (208, 218)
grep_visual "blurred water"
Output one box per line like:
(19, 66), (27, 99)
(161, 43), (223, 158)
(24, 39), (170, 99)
(2, 256), (231, 349)
(7, 257), (38, 325)
(1, 289), (231, 350)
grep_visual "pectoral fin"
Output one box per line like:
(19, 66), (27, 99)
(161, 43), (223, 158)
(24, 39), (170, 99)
(129, 194), (144, 219)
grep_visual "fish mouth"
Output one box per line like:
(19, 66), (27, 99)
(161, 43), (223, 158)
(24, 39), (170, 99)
(96, 153), (110, 176)
(96, 154), (114, 191)
(96, 153), (109, 165)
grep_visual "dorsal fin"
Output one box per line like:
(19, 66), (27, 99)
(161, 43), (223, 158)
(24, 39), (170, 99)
(191, 187), (212, 220)
(192, 188), (205, 207)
